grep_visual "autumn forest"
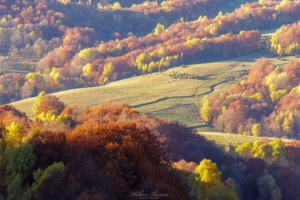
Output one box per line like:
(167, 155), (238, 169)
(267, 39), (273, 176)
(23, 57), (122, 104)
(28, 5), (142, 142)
(1, 0), (300, 199)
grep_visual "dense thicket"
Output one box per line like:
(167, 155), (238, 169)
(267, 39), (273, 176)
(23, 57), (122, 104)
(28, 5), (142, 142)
(201, 58), (300, 139)
(0, 100), (300, 199)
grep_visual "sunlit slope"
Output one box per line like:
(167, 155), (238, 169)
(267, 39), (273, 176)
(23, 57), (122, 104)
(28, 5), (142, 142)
(199, 132), (262, 148)
(11, 52), (298, 127)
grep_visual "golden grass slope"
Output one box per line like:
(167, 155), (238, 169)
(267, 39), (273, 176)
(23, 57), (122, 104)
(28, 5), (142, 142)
(10, 52), (299, 128)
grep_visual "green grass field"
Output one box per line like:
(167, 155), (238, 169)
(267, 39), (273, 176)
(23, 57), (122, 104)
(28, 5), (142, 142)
(10, 51), (299, 129)
(199, 132), (265, 154)
(199, 132), (262, 147)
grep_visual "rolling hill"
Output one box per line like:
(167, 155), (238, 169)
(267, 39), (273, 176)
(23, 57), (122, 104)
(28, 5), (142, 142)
(11, 50), (298, 129)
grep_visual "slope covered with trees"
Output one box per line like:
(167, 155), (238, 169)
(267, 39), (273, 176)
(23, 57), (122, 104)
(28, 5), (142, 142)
(1, 0), (300, 199)
(0, 96), (300, 199)
(201, 58), (300, 139)
(270, 21), (300, 56)
(1, 0), (300, 104)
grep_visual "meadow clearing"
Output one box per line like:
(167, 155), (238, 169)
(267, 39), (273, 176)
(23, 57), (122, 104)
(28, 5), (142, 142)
(11, 50), (298, 129)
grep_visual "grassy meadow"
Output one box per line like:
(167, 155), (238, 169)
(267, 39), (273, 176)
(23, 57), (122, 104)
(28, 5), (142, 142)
(199, 132), (262, 147)
(199, 132), (266, 154)
(11, 51), (299, 130)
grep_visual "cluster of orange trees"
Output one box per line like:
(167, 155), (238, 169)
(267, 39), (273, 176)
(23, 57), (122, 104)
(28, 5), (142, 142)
(1, 0), (300, 104)
(0, 97), (300, 199)
(201, 58), (300, 139)
(271, 21), (300, 56)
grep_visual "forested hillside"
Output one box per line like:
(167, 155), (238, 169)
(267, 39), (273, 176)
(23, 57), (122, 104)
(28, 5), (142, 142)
(201, 58), (300, 139)
(270, 21), (300, 55)
(1, 0), (300, 104)
(1, 98), (300, 199)
(1, 0), (300, 199)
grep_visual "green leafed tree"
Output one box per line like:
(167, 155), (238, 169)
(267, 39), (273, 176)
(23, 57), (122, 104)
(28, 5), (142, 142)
(206, 184), (239, 200)
(235, 141), (253, 157)
(24, 162), (65, 199)
(135, 52), (149, 70)
(251, 141), (268, 160)
(6, 144), (36, 178)
(179, 171), (206, 200)
(257, 170), (282, 200)
(269, 138), (287, 164)
(236, 139), (287, 164)
(6, 144), (36, 200)
(7, 173), (24, 200)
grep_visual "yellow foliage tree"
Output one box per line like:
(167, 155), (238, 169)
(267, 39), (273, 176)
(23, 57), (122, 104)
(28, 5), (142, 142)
(112, 2), (122, 10)
(153, 23), (165, 35)
(185, 38), (200, 48)
(252, 123), (262, 136)
(251, 141), (268, 159)
(99, 62), (114, 84)
(82, 63), (92, 77)
(235, 141), (253, 157)
(78, 48), (97, 61)
(29, 31), (36, 39)
(194, 159), (220, 188)
(250, 92), (263, 101)
(270, 89), (287, 103)
(285, 42), (298, 55)
(269, 138), (287, 164)
(277, 44), (283, 56)
(34, 110), (66, 122)
(200, 96), (211, 123)
(158, 47), (166, 58)
(32, 91), (46, 115)
(57, 0), (71, 4)
(26, 72), (44, 83)
(236, 141), (269, 160)
(50, 67), (60, 84)
(5, 122), (23, 147)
